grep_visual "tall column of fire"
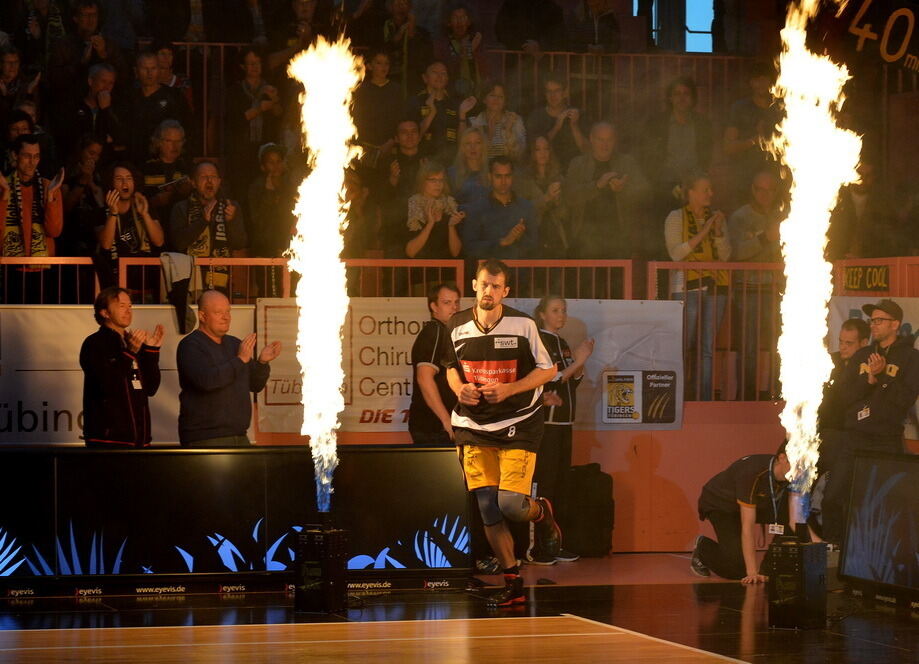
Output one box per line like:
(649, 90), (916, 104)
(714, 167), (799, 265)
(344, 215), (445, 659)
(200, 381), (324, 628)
(771, 0), (862, 489)
(287, 39), (363, 511)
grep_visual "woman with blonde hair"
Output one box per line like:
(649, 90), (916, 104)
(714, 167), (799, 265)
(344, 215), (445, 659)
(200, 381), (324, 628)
(448, 127), (489, 203)
(529, 295), (594, 564)
(664, 171), (731, 400)
(405, 161), (465, 258)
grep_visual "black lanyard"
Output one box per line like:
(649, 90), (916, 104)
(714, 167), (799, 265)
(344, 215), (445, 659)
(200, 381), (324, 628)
(767, 457), (786, 524)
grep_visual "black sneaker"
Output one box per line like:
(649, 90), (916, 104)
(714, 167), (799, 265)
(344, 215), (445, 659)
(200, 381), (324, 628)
(555, 548), (580, 563)
(486, 574), (525, 608)
(534, 497), (562, 557)
(690, 535), (710, 577)
(526, 550), (557, 566)
(475, 556), (502, 574)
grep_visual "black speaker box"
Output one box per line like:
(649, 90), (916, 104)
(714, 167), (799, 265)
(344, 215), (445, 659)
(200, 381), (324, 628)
(767, 540), (827, 629)
(294, 526), (349, 613)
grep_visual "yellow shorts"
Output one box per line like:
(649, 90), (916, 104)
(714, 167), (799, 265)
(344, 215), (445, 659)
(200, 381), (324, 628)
(461, 445), (536, 495)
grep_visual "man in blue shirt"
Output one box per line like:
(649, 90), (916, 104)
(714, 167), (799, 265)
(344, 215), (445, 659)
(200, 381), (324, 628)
(461, 156), (537, 261)
(176, 290), (281, 447)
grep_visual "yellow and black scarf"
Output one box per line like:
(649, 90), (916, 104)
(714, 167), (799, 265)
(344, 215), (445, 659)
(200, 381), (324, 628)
(186, 193), (230, 288)
(3, 171), (49, 258)
(681, 205), (728, 289)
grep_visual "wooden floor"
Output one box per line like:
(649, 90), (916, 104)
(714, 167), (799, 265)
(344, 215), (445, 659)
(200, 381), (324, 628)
(0, 615), (742, 663)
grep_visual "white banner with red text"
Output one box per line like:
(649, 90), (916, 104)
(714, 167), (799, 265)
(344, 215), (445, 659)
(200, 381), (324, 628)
(256, 298), (685, 432)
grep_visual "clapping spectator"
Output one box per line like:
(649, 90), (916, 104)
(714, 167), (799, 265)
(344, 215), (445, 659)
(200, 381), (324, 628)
(405, 161), (463, 259)
(563, 121), (649, 260)
(96, 162), (165, 289)
(447, 127), (488, 204)
(169, 161), (248, 292)
(462, 155), (537, 260)
(664, 172), (731, 400)
(434, 5), (487, 98)
(516, 136), (568, 258)
(225, 46), (281, 205)
(468, 80), (526, 161)
(525, 73), (586, 170)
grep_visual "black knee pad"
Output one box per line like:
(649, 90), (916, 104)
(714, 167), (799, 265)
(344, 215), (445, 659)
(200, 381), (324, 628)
(497, 489), (531, 522)
(473, 486), (503, 526)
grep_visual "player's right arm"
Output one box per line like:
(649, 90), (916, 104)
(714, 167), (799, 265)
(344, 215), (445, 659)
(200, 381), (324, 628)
(447, 367), (480, 406)
(739, 503), (766, 584)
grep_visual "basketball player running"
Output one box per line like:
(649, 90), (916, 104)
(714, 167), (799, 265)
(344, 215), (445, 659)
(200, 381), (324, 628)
(444, 259), (559, 607)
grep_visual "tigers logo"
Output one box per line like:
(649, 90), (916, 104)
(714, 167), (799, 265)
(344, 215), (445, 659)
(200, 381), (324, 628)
(604, 372), (641, 422)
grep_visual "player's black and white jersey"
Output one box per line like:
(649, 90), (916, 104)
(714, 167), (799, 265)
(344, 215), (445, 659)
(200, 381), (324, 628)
(443, 306), (553, 451)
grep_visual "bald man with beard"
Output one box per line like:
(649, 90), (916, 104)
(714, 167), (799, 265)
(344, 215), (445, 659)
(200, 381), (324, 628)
(176, 290), (281, 447)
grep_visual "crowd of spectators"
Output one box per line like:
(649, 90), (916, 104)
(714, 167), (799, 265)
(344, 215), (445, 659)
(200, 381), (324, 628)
(0, 0), (911, 309)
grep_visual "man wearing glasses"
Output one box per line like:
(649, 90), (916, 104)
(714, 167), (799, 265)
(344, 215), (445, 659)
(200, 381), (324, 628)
(820, 299), (919, 544)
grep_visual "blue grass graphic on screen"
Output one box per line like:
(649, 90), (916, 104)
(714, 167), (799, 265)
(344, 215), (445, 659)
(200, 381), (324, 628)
(844, 468), (907, 586)
(0, 528), (27, 577)
(175, 519), (303, 573)
(24, 521), (127, 576)
(348, 514), (469, 570)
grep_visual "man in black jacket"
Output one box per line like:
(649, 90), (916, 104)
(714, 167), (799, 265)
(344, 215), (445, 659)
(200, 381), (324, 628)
(80, 287), (164, 448)
(821, 299), (919, 544)
(176, 290), (281, 447)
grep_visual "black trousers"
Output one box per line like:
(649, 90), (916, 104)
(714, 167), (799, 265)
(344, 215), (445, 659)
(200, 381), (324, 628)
(697, 510), (747, 580)
(533, 424), (572, 512)
(820, 429), (903, 544)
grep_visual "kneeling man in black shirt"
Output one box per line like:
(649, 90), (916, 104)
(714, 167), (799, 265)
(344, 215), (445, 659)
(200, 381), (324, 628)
(691, 441), (791, 583)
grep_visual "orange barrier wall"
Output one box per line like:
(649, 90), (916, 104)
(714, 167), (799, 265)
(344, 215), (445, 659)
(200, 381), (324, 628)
(572, 401), (784, 553)
(272, 401), (918, 553)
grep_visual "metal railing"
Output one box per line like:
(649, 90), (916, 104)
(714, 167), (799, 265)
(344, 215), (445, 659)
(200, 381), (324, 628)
(118, 257), (292, 303)
(499, 259), (634, 299)
(344, 259), (465, 297)
(488, 49), (752, 124)
(648, 261), (784, 401)
(0, 258), (99, 304)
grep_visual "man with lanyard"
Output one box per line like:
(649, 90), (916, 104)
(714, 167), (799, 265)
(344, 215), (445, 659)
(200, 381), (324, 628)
(169, 161), (248, 293)
(0, 134), (63, 303)
(409, 282), (461, 445)
(80, 287), (164, 447)
(691, 441), (791, 583)
(443, 259), (558, 607)
(820, 299), (919, 544)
